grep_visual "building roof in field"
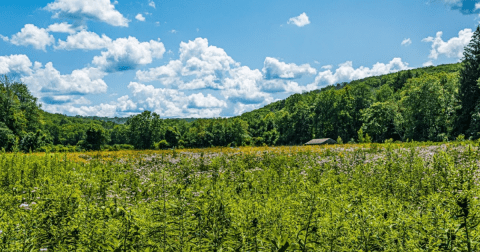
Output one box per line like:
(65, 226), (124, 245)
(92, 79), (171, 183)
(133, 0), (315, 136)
(304, 138), (337, 145)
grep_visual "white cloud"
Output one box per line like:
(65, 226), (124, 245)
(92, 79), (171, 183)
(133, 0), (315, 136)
(41, 94), (140, 117)
(423, 61), (434, 67)
(0, 54), (33, 75)
(179, 38), (237, 77)
(307, 57), (410, 90)
(137, 38), (274, 110)
(136, 60), (183, 84)
(45, 0), (130, 27)
(149, 0), (156, 8)
(115, 95), (137, 111)
(262, 57), (316, 79)
(135, 13), (146, 21)
(55, 30), (112, 50)
(321, 65), (333, 70)
(261, 80), (303, 93)
(401, 38), (412, 46)
(2, 24), (54, 51)
(21, 62), (108, 96)
(47, 22), (81, 34)
(233, 103), (266, 116)
(187, 93), (227, 108)
(422, 28), (473, 60)
(222, 66), (272, 104)
(92, 36), (165, 72)
(170, 29), (178, 33)
(43, 102), (118, 117)
(287, 12), (310, 27)
(127, 81), (224, 117)
(137, 37), (237, 89)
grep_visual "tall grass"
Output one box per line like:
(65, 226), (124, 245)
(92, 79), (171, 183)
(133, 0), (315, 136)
(1, 142), (480, 251)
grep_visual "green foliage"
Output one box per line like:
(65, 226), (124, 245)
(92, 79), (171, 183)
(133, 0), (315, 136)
(83, 124), (110, 150)
(336, 136), (343, 144)
(457, 26), (480, 136)
(20, 130), (51, 153)
(0, 123), (15, 151)
(2, 143), (480, 250)
(154, 140), (170, 149)
(127, 111), (161, 149)
(361, 102), (399, 142)
(399, 72), (458, 141)
(164, 127), (180, 147)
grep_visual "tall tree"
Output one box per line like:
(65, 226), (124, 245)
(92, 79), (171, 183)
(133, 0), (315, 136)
(127, 111), (160, 149)
(457, 26), (480, 137)
(83, 124), (109, 150)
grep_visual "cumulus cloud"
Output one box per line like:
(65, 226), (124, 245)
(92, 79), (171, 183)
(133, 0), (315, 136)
(92, 36), (165, 72)
(127, 81), (224, 117)
(287, 12), (310, 27)
(21, 62), (108, 95)
(137, 37), (237, 89)
(47, 22), (81, 34)
(0, 55), (33, 75)
(179, 38), (237, 76)
(43, 102), (118, 117)
(45, 0), (130, 27)
(422, 28), (473, 60)
(149, 0), (156, 8)
(187, 93), (227, 108)
(135, 13), (146, 21)
(222, 66), (272, 104)
(136, 60), (183, 84)
(306, 57), (410, 90)
(401, 38), (412, 46)
(2, 24), (54, 51)
(260, 80), (303, 93)
(136, 38), (277, 109)
(55, 30), (112, 50)
(41, 94), (141, 117)
(263, 57), (316, 80)
(423, 61), (434, 67)
(116, 95), (138, 112)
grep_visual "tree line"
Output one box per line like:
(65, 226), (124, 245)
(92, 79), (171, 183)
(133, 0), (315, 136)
(3, 26), (480, 151)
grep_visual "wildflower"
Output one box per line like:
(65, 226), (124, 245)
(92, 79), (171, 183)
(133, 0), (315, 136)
(40, 248), (48, 251)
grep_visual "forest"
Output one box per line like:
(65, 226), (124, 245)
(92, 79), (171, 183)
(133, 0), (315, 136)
(2, 27), (480, 152)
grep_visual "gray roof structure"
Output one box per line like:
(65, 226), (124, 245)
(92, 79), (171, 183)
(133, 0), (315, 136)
(304, 138), (337, 145)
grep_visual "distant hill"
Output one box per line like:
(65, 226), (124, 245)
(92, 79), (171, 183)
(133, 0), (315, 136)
(245, 63), (462, 116)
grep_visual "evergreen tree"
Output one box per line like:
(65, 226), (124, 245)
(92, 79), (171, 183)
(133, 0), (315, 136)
(457, 26), (480, 137)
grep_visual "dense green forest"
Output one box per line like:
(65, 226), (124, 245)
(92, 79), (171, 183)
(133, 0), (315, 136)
(2, 27), (480, 152)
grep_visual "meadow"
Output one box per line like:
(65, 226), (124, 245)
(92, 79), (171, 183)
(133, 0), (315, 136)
(1, 142), (480, 251)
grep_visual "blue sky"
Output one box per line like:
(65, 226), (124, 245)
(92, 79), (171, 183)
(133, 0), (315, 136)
(0, 0), (478, 118)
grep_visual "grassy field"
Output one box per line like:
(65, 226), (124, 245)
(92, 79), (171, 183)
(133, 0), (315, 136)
(1, 142), (480, 251)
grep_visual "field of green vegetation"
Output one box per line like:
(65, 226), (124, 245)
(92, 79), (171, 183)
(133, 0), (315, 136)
(1, 142), (480, 251)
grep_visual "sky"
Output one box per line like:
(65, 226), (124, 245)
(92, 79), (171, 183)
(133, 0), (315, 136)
(0, 0), (478, 118)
